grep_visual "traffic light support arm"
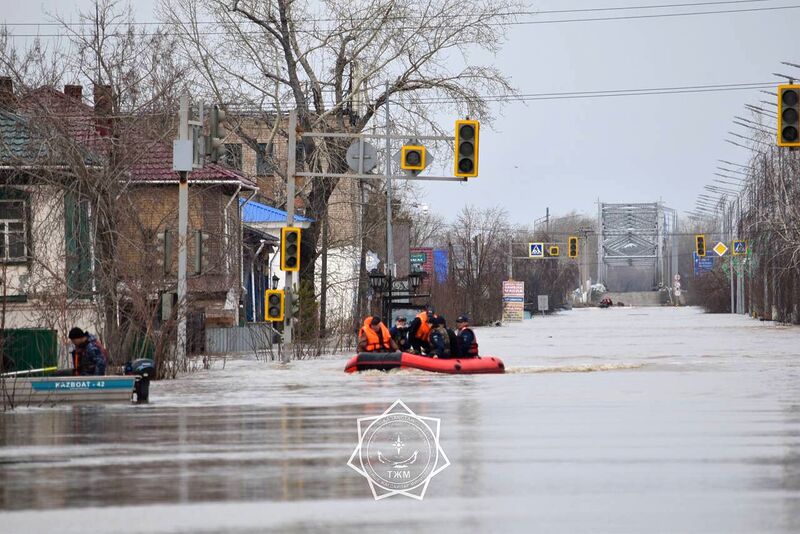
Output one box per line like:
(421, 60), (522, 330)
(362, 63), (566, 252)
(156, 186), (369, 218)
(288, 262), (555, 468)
(294, 171), (466, 182)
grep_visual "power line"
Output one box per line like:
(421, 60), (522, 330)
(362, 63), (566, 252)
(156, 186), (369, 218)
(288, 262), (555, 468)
(3, 2), (798, 38)
(0, 0), (781, 26)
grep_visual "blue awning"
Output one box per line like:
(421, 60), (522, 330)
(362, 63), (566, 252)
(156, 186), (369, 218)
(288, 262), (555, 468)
(240, 198), (314, 224)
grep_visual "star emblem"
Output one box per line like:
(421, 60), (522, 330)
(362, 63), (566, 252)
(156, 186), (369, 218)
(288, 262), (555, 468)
(347, 399), (450, 500)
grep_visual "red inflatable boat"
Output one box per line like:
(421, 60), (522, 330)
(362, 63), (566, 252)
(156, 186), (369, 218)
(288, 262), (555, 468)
(344, 351), (505, 374)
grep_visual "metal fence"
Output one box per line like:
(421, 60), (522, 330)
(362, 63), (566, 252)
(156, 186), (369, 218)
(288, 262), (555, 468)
(205, 324), (278, 354)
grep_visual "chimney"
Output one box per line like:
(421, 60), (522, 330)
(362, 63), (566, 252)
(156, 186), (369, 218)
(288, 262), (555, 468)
(0, 77), (14, 109)
(64, 84), (83, 101)
(93, 83), (113, 137)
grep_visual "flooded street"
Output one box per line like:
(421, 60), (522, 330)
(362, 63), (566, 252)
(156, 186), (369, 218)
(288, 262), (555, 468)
(2, 307), (800, 533)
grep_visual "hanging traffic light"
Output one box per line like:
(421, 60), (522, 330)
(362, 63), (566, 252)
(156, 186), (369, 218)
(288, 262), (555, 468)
(568, 236), (578, 258)
(548, 245), (560, 257)
(265, 289), (285, 322)
(281, 227), (301, 272)
(193, 230), (211, 275)
(778, 85), (800, 147)
(400, 145), (426, 172)
(156, 229), (173, 275)
(695, 234), (706, 257)
(208, 104), (227, 162)
(454, 119), (479, 177)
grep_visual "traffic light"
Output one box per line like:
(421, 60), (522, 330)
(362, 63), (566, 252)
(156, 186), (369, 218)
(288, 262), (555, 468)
(695, 234), (706, 257)
(265, 289), (284, 322)
(281, 227), (301, 272)
(400, 145), (426, 172)
(156, 229), (173, 275)
(778, 85), (800, 147)
(568, 236), (578, 258)
(208, 104), (227, 162)
(193, 230), (211, 275)
(549, 245), (560, 257)
(454, 119), (479, 177)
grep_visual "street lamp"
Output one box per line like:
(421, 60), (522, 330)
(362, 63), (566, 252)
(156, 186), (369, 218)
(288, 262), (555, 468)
(408, 271), (424, 293)
(369, 270), (386, 293)
(271, 274), (280, 290)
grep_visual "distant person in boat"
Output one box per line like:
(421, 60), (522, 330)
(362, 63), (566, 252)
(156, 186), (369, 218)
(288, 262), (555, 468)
(428, 316), (451, 358)
(67, 327), (107, 376)
(390, 316), (411, 352)
(408, 309), (434, 354)
(358, 316), (398, 353)
(455, 315), (479, 358)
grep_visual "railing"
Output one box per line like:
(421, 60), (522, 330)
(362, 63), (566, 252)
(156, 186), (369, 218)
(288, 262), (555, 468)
(205, 324), (279, 355)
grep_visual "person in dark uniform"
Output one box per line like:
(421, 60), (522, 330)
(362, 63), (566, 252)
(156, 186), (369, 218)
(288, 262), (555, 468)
(455, 315), (479, 358)
(68, 327), (107, 376)
(428, 316), (451, 358)
(390, 316), (411, 352)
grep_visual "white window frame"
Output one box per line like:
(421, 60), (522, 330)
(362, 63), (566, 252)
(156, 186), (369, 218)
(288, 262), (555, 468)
(0, 199), (27, 262)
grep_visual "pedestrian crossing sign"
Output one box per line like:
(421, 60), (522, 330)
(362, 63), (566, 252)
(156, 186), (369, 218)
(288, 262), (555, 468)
(528, 243), (544, 258)
(732, 240), (747, 256)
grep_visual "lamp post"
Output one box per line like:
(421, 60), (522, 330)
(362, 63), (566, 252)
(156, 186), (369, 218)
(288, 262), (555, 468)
(368, 270), (388, 322)
(271, 274), (280, 290)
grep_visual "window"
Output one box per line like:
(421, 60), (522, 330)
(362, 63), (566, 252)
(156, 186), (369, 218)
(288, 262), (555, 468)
(256, 142), (276, 175)
(221, 143), (243, 170)
(0, 199), (27, 262)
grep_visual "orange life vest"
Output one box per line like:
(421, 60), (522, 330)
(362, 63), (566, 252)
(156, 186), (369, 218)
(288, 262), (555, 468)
(360, 318), (392, 352)
(413, 311), (432, 341)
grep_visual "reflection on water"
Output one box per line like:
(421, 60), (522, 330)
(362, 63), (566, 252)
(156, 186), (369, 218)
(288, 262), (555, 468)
(1, 307), (800, 533)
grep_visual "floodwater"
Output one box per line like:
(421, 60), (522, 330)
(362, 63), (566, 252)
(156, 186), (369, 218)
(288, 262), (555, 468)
(2, 307), (800, 533)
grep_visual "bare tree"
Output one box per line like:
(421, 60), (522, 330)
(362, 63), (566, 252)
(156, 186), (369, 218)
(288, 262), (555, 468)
(160, 0), (519, 290)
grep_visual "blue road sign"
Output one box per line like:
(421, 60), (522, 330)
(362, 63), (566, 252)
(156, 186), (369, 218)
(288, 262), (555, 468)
(529, 243), (544, 258)
(732, 240), (747, 256)
(693, 252), (714, 275)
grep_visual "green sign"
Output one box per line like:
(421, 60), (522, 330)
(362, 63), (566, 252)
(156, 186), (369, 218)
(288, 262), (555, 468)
(410, 252), (427, 264)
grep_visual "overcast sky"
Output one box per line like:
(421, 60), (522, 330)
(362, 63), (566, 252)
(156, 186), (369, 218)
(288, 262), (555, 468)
(4, 0), (795, 224)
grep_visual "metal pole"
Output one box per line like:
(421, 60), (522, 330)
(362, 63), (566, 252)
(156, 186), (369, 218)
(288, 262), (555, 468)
(507, 239), (513, 280)
(728, 201), (736, 314)
(177, 94), (189, 365)
(384, 80), (394, 323)
(285, 109), (297, 350)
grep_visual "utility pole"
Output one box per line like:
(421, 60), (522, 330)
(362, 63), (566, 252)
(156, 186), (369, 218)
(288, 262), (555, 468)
(176, 94), (189, 364)
(285, 109), (297, 352)
(384, 80), (395, 323)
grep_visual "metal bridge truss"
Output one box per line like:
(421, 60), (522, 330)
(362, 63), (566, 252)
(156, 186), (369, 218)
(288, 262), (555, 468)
(597, 202), (677, 291)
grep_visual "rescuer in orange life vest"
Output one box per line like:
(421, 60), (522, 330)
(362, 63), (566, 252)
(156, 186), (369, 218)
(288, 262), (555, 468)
(408, 309), (434, 354)
(358, 316), (399, 353)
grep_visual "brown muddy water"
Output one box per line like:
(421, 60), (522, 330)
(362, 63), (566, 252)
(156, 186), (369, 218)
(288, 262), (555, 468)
(1, 307), (800, 533)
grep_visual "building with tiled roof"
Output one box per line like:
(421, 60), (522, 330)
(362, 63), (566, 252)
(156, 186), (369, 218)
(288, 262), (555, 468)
(0, 76), (272, 365)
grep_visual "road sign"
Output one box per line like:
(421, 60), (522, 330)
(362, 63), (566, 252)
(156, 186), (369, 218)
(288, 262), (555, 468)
(732, 240), (747, 256)
(537, 295), (549, 312)
(693, 252), (714, 275)
(346, 141), (378, 173)
(502, 280), (525, 322)
(528, 243), (544, 258)
(713, 242), (728, 257)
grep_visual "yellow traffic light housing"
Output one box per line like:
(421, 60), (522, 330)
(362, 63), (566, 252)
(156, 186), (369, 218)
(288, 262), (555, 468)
(549, 245), (560, 257)
(281, 227), (301, 272)
(568, 236), (578, 258)
(454, 119), (479, 177)
(265, 289), (285, 322)
(400, 145), (426, 171)
(695, 234), (706, 257)
(778, 84), (800, 147)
